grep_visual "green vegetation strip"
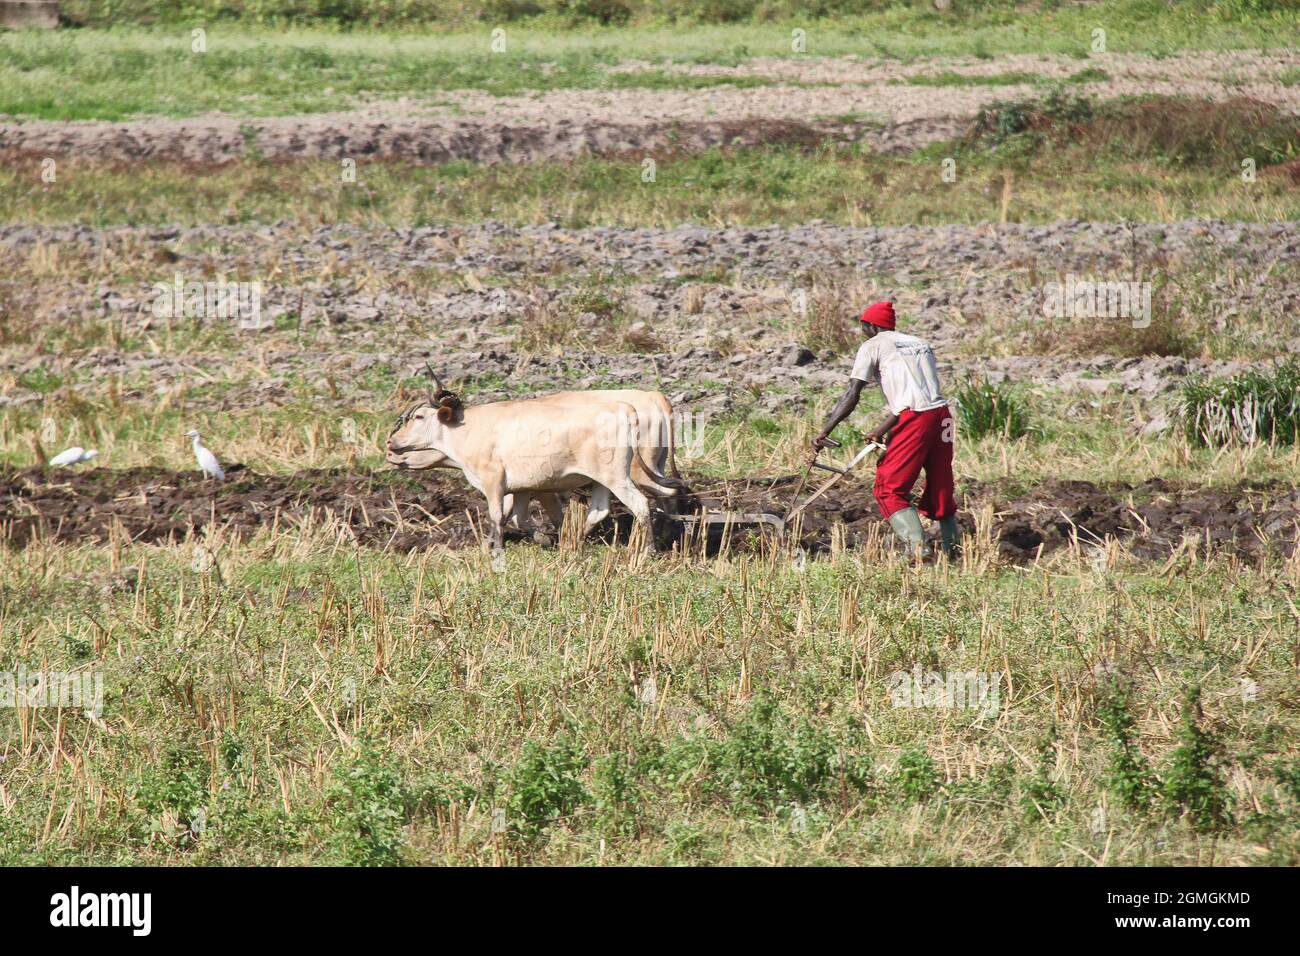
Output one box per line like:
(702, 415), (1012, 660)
(4, 0), (1299, 120)
(1, 537), (1296, 864)
(5, 96), (1295, 227)
(4, 143), (1295, 228)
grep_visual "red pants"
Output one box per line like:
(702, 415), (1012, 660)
(873, 405), (956, 520)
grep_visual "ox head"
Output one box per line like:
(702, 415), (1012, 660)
(385, 365), (464, 470)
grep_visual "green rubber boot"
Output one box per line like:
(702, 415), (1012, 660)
(939, 514), (962, 559)
(888, 507), (931, 561)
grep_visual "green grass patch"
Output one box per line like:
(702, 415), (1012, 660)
(896, 70), (1040, 87)
(6, 133), (1300, 229)
(1180, 360), (1300, 447)
(2, 3), (1298, 120)
(0, 528), (1296, 864)
(953, 377), (1031, 441)
(55, 0), (1300, 37)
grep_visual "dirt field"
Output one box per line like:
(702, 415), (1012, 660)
(4, 464), (1296, 563)
(3, 219), (1295, 421)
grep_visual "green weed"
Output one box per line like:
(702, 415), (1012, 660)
(707, 694), (871, 811)
(1162, 686), (1235, 834)
(953, 378), (1030, 441)
(327, 742), (409, 865)
(505, 734), (591, 840)
(1180, 360), (1300, 447)
(894, 747), (941, 803)
(1098, 682), (1156, 814)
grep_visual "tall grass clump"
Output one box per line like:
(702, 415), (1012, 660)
(799, 278), (864, 356)
(327, 743), (409, 866)
(1162, 686), (1234, 834)
(1097, 681), (1155, 813)
(970, 94), (1300, 170)
(953, 377), (1030, 441)
(1021, 732), (1066, 821)
(1180, 360), (1300, 447)
(707, 695), (873, 811)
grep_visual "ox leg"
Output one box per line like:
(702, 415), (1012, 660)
(536, 493), (564, 529)
(483, 484), (507, 553)
(585, 485), (612, 530)
(510, 494), (534, 534)
(607, 479), (654, 551)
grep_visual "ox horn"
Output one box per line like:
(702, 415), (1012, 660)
(423, 362), (444, 402)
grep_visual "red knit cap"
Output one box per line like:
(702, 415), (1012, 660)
(860, 301), (896, 330)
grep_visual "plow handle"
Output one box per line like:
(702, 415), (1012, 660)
(786, 441), (886, 523)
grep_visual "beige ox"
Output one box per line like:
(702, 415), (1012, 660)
(386, 381), (677, 550)
(505, 388), (682, 530)
(547, 388), (679, 478)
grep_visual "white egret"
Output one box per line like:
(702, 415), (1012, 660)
(186, 430), (225, 481)
(48, 447), (98, 468)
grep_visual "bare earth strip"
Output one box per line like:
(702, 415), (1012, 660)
(0, 115), (963, 164)
(2, 465), (1296, 562)
(2, 50), (1298, 165)
(614, 49), (1300, 86)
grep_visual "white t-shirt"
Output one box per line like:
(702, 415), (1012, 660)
(850, 331), (947, 416)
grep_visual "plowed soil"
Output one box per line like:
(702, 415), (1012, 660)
(2, 466), (1295, 562)
(0, 116), (928, 167)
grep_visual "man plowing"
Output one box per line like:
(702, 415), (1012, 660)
(812, 301), (960, 560)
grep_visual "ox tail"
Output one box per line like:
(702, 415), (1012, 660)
(655, 399), (683, 481)
(632, 447), (699, 515)
(665, 415), (683, 480)
(632, 447), (687, 494)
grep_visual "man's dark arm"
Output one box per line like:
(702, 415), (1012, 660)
(864, 412), (900, 444)
(813, 379), (866, 449)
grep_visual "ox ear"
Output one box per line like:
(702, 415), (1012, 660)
(436, 393), (463, 424)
